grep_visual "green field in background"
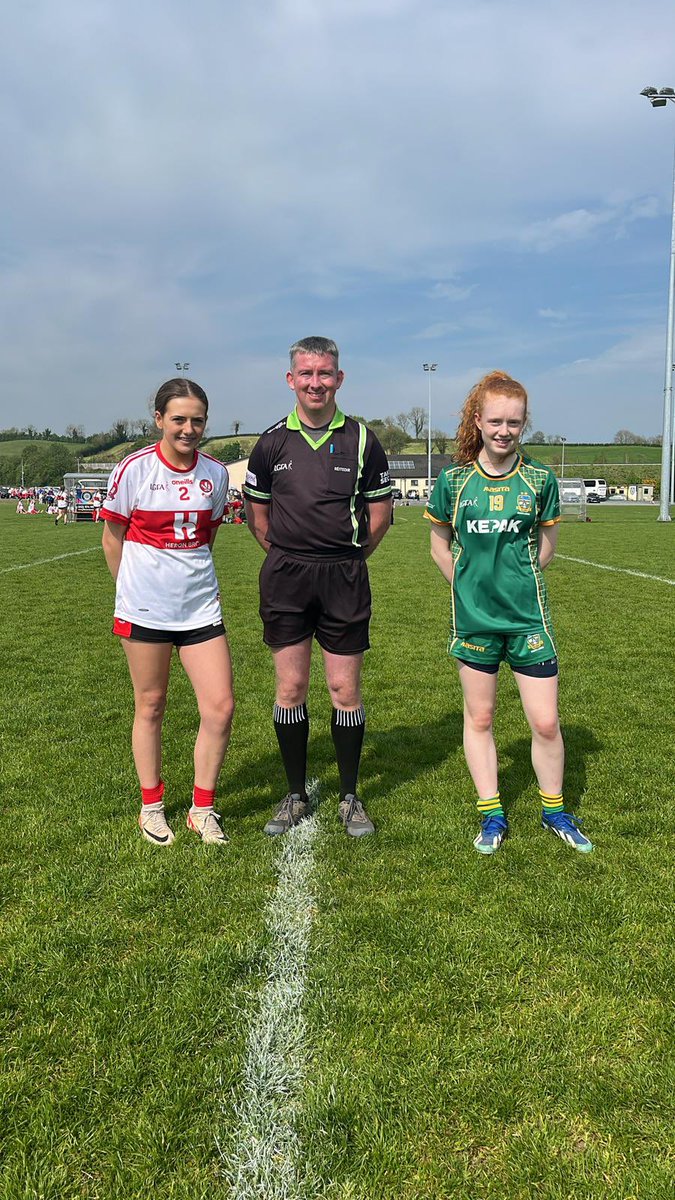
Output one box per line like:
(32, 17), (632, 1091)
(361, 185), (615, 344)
(0, 504), (673, 1198)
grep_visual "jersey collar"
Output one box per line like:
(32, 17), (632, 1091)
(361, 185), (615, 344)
(474, 452), (523, 481)
(155, 442), (198, 473)
(287, 406), (346, 450)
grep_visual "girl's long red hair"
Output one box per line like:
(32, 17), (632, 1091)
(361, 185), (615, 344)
(454, 371), (528, 464)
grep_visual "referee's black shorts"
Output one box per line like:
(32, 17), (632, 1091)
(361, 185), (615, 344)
(259, 547), (371, 655)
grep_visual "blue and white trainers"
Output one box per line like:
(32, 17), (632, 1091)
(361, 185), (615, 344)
(473, 814), (508, 855)
(542, 811), (593, 853)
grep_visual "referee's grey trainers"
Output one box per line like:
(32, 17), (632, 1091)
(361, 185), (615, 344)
(338, 794), (375, 837)
(264, 792), (309, 836)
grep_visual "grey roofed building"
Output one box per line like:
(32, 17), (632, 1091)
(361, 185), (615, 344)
(387, 453), (456, 497)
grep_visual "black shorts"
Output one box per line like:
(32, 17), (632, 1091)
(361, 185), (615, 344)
(456, 655), (559, 678)
(113, 618), (226, 647)
(259, 547), (371, 655)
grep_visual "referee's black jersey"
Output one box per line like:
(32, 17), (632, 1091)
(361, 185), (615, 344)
(243, 407), (392, 557)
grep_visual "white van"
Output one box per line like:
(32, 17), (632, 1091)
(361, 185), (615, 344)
(583, 478), (607, 501)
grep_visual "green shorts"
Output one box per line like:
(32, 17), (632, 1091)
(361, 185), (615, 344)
(449, 627), (557, 669)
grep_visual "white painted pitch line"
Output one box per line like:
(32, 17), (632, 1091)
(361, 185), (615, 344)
(0, 546), (101, 575)
(556, 553), (675, 587)
(221, 785), (320, 1200)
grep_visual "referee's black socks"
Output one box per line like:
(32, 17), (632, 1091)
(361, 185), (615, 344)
(273, 702), (309, 797)
(331, 705), (366, 800)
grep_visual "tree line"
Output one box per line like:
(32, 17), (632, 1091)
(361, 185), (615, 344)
(0, 409), (664, 487)
(528, 429), (662, 446)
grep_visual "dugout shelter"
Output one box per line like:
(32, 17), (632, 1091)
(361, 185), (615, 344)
(63, 471), (110, 521)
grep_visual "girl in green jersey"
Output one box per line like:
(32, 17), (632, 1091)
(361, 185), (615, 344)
(426, 371), (593, 855)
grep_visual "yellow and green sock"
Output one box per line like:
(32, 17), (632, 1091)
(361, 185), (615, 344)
(477, 792), (504, 819)
(539, 789), (564, 814)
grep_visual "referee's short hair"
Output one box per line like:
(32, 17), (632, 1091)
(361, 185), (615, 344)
(289, 336), (339, 368)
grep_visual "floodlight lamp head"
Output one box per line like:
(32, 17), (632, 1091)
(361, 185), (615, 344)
(651, 97), (668, 107)
(659, 87), (675, 96)
(640, 86), (658, 96)
(423, 363), (429, 370)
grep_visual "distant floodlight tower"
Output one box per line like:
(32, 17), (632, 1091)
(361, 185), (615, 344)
(640, 86), (675, 520)
(560, 436), (567, 484)
(175, 361), (190, 376)
(423, 363), (437, 502)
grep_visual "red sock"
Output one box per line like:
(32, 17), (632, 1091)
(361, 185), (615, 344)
(192, 785), (216, 808)
(141, 780), (165, 806)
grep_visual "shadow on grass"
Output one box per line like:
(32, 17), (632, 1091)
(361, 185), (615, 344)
(221, 711), (465, 820)
(498, 723), (603, 816)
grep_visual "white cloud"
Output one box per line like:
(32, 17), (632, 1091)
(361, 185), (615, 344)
(412, 322), (462, 340)
(1, 1), (675, 434)
(427, 281), (476, 302)
(520, 209), (616, 251)
(519, 196), (661, 253)
(555, 329), (664, 376)
(538, 308), (568, 322)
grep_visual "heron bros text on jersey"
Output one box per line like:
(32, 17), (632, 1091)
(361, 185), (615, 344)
(466, 518), (523, 533)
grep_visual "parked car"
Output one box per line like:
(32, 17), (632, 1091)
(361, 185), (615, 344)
(391, 487), (403, 499)
(407, 488), (420, 500)
(586, 493), (601, 504)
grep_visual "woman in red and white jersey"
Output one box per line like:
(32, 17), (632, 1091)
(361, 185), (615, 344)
(102, 378), (234, 847)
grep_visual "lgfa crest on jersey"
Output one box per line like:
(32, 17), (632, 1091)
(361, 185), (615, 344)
(517, 492), (533, 514)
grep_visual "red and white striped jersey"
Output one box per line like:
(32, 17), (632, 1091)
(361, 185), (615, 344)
(102, 443), (229, 630)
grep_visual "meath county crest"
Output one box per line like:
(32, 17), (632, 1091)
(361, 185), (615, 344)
(527, 634), (545, 651)
(517, 492), (532, 514)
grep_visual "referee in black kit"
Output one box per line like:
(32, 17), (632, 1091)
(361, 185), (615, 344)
(243, 336), (393, 837)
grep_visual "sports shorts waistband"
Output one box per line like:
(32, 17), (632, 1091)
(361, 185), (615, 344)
(269, 545), (364, 563)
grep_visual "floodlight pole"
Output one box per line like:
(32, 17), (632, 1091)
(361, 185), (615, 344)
(560, 437), (567, 483)
(640, 87), (675, 521)
(662, 146), (675, 516)
(423, 363), (437, 501)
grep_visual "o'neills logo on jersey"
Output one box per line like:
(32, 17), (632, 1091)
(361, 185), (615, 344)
(466, 518), (522, 533)
(199, 479), (213, 494)
(172, 477), (194, 486)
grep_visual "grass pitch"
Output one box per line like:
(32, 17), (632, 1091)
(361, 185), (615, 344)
(0, 504), (673, 1199)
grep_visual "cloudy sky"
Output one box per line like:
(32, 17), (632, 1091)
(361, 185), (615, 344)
(3, 0), (675, 440)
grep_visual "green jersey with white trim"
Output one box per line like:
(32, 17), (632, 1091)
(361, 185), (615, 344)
(425, 453), (560, 636)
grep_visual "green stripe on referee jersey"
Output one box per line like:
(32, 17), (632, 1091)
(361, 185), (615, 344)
(350, 422), (368, 546)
